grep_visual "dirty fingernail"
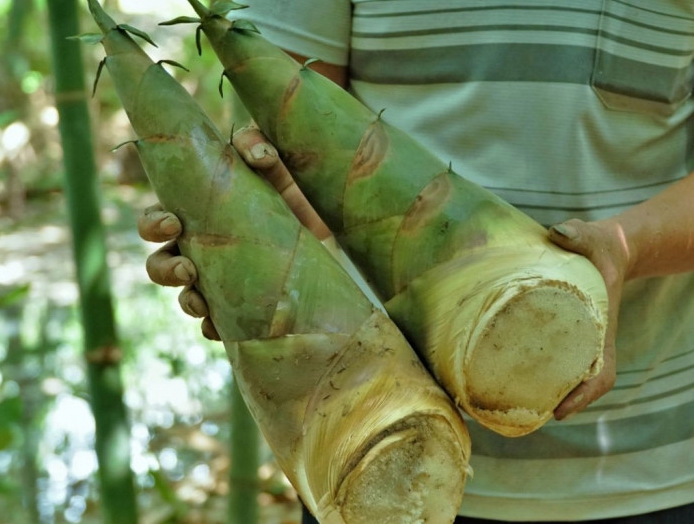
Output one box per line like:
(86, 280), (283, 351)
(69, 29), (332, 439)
(160, 216), (179, 234)
(551, 223), (578, 240)
(250, 143), (270, 160)
(174, 262), (193, 282)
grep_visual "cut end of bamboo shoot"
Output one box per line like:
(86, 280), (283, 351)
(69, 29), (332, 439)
(462, 279), (604, 436)
(329, 414), (468, 524)
(387, 245), (608, 437)
(296, 310), (470, 524)
(234, 311), (471, 523)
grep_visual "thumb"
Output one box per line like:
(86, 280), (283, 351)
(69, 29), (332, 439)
(548, 219), (590, 256)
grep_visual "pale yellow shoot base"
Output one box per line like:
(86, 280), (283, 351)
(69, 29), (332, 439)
(328, 415), (470, 524)
(386, 244), (608, 438)
(464, 280), (604, 436)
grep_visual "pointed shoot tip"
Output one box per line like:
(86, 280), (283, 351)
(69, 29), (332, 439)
(187, 0), (211, 18)
(87, 0), (118, 33)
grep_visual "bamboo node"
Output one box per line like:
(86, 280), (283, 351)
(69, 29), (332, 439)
(85, 344), (123, 365)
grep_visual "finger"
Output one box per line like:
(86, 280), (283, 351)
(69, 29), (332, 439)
(138, 204), (182, 243)
(233, 126), (331, 240)
(554, 382), (592, 420)
(201, 317), (221, 341)
(145, 242), (197, 287)
(233, 126), (281, 170)
(279, 183), (332, 240)
(178, 286), (210, 318)
(232, 126), (292, 191)
(554, 343), (616, 420)
(547, 219), (589, 255)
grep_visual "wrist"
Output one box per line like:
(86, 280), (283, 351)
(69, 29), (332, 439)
(601, 217), (640, 280)
(590, 218), (634, 284)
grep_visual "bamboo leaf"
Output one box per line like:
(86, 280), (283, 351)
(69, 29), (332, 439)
(158, 59), (190, 72)
(232, 19), (260, 33)
(68, 32), (104, 45)
(159, 16), (201, 26)
(0, 110), (19, 128)
(0, 284), (30, 308)
(219, 71), (227, 97)
(211, 1), (248, 17)
(302, 57), (321, 70)
(92, 58), (107, 97)
(111, 139), (138, 152)
(195, 25), (203, 56)
(118, 23), (158, 47)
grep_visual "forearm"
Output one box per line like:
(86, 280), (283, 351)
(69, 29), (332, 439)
(602, 170), (694, 281)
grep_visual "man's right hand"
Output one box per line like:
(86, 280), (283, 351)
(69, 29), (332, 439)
(136, 126), (330, 341)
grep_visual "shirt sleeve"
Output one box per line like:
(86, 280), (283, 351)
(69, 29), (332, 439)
(240, 0), (352, 66)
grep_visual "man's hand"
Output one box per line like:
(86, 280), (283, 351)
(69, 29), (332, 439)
(549, 170), (694, 418)
(137, 204), (221, 340)
(548, 218), (629, 419)
(137, 127), (328, 341)
(232, 126), (331, 240)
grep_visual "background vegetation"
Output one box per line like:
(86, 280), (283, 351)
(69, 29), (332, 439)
(0, 1), (300, 522)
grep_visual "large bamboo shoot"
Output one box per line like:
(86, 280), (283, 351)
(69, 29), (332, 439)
(183, 1), (609, 437)
(85, 2), (471, 522)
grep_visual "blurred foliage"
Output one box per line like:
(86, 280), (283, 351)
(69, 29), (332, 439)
(0, 1), (301, 523)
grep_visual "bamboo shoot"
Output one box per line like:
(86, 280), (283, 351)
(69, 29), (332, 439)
(85, 2), (471, 522)
(184, 1), (609, 437)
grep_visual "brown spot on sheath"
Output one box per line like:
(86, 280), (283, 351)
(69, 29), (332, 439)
(281, 150), (320, 173)
(278, 74), (302, 126)
(143, 134), (178, 143)
(189, 233), (241, 247)
(285, 74), (301, 103)
(400, 172), (452, 233)
(348, 120), (389, 182)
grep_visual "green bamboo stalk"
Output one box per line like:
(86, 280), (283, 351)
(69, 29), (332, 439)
(3, 288), (41, 524)
(184, 1), (609, 437)
(6, 0), (34, 49)
(229, 377), (259, 524)
(45, 2), (138, 523)
(1, 0), (35, 218)
(227, 81), (258, 524)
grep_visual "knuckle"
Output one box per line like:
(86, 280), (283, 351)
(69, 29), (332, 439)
(144, 255), (160, 282)
(143, 203), (164, 215)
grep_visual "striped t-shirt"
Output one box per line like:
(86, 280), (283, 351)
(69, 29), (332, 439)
(240, 0), (694, 520)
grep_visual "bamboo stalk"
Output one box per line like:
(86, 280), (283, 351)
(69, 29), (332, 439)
(46, 2), (138, 523)
(227, 81), (259, 524)
(229, 377), (260, 524)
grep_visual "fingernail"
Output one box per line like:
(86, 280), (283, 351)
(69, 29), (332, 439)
(160, 216), (179, 235)
(174, 262), (193, 283)
(250, 143), (270, 160)
(551, 223), (578, 240)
